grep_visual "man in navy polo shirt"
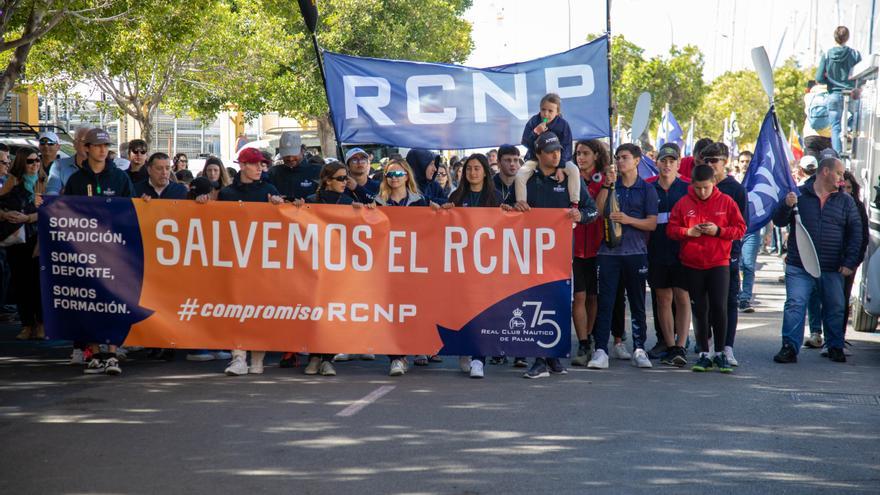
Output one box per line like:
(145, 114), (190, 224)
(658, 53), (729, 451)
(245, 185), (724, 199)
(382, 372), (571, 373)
(647, 143), (691, 366)
(588, 143), (658, 370)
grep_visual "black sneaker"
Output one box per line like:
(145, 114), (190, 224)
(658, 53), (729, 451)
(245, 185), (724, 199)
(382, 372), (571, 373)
(660, 347), (677, 366)
(546, 358), (567, 375)
(523, 360), (550, 379)
(714, 354), (732, 373)
(513, 357), (528, 368)
(773, 343), (798, 363)
(671, 347), (688, 367)
(738, 300), (755, 313)
(692, 354), (713, 372)
(828, 347), (846, 363)
(489, 356), (508, 365)
(279, 353), (298, 368)
(647, 342), (669, 360)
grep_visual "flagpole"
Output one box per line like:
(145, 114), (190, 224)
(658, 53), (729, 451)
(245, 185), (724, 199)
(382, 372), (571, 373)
(606, 0), (613, 151)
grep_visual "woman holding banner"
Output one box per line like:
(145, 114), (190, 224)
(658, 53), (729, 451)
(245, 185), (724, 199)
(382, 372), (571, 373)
(1, 147), (45, 341)
(441, 153), (502, 378)
(374, 158), (437, 375)
(295, 162), (372, 376)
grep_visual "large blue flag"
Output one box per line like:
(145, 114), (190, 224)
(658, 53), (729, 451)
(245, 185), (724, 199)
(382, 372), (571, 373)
(638, 154), (658, 180)
(742, 109), (799, 234)
(656, 108), (683, 149)
(323, 37), (610, 149)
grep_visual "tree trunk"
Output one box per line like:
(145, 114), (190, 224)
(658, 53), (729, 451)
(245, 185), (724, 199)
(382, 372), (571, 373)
(0, 11), (42, 107)
(316, 113), (339, 160)
(135, 109), (154, 149)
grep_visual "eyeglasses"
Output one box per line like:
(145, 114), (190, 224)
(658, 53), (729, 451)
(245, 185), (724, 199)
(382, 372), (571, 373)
(131, 149), (147, 155)
(386, 170), (407, 179)
(704, 157), (725, 164)
(330, 175), (348, 182)
(25, 158), (40, 164)
(436, 171), (448, 177)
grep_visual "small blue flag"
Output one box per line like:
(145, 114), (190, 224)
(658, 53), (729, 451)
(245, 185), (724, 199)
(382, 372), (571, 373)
(657, 108), (684, 149)
(742, 109), (800, 234)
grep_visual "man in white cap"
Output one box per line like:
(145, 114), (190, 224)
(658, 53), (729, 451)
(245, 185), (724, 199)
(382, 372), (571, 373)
(46, 126), (91, 195)
(797, 155), (818, 185)
(267, 131), (320, 200)
(38, 131), (62, 176)
(343, 147), (379, 203)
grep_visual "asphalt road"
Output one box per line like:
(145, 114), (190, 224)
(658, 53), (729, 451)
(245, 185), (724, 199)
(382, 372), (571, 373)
(1, 255), (879, 494)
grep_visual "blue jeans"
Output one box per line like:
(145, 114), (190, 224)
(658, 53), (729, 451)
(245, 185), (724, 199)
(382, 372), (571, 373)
(827, 92), (844, 152)
(739, 232), (761, 303)
(806, 286), (822, 334)
(594, 254), (648, 353)
(781, 265), (846, 351)
(726, 262), (740, 347)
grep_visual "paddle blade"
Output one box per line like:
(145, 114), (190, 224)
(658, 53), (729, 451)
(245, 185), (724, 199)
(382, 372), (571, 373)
(794, 209), (821, 278)
(630, 92), (652, 143)
(298, 0), (319, 33)
(751, 46), (775, 103)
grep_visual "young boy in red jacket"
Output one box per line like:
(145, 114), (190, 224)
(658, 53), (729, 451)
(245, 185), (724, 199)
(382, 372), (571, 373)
(668, 165), (746, 373)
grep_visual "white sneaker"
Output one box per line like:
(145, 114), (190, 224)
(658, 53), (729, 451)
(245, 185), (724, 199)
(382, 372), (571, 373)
(84, 358), (105, 374)
(333, 353), (351, 362)
(304, 356), (321, 375)
(104, 357), (122, 375)
(469, 360), (484, 378)
(587, 349), (610, 369)
(459, 356), (471, 373)
(611, 343), (632, 360)
(69, 348), (85, 365)
(723, 346), (739, 367)
(360, 354), (376, 361)
(389, 358), (406, 376)
(632, 348), (653, 368)
(225, 355), (248, 376)
(248, 351), (265, 374)
(319, 361), (337, 376)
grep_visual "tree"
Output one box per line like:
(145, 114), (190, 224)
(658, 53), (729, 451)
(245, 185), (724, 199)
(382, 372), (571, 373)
(591, 34), (707, 141)
(694, 70), (766, 144)
(214, 0), (475, 156)
(774, 58), (813, 137)
(0, 1), (125, 107)
(29, 0), (289, 147)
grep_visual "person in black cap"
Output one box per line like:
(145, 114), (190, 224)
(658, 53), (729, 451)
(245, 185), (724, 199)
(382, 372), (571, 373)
(514, 131), (581, 207)
(188, 176), (221, 201)
(646, 142), (691, 366)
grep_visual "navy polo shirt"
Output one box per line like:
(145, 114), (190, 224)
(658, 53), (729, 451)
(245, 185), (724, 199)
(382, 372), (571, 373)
(648, 177), (689, 265)
(598, 175), (658, 256)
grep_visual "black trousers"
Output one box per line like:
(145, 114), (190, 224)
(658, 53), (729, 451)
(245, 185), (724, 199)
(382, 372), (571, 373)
(7, 238), (41, 327)
(686, 266), (729, 354)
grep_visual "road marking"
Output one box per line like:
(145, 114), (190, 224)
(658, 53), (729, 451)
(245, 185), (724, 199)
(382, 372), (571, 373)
(336, 385), (396, 417)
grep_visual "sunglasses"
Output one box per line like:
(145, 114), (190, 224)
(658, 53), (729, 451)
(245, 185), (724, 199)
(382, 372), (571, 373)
(131, 149), (148, 155)
(25, 158), (40, 164)
(38, 139), (58, 145)
(0, 160), (10, 166)
(704, 157), (725, 164)
(329, 175), (348, 182)
(386, 170), (407, 179)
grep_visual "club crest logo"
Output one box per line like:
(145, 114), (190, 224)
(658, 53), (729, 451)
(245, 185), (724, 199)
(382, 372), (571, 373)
(509, 308), (526, 330)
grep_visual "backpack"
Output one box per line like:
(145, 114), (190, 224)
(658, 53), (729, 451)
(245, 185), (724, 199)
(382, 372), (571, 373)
(807, 92), (831, 130)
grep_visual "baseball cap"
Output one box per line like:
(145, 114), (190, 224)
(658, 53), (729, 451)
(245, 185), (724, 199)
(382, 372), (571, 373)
(656, 143), (681, 161)
(85, 128), (112, 145)
(344, 147), (368, 164)
(799, 155), (818, 171)
(535, 132), (563, 153)
(190, 177), (220, 196)
(278, 131), (302, 158)
(38, 131), (60, 145)
(236, 147), (264, 164)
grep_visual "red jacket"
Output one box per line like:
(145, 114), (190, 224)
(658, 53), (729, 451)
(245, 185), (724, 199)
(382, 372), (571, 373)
(573, 171), (606, 258)
(678, 156), (695, 180)
(668, 185), (746, 269)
